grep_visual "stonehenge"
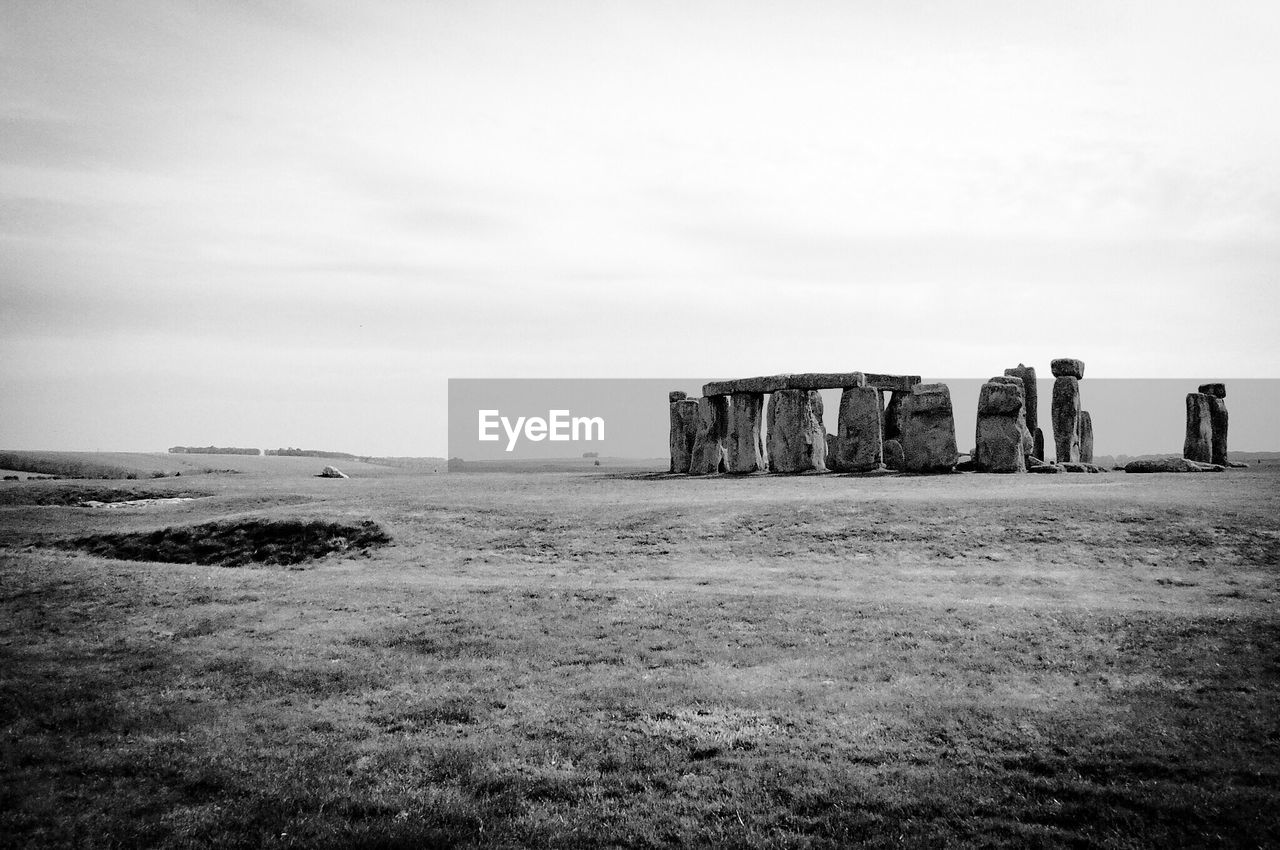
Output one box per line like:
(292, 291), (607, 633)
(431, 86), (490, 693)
(1079, 411), (1094, 465)
(687, 395), (727, 475)
(1004, 363), (1042, 460)
(767, 389), (827, 473)
(900, 383), (959, 472)
(1183, 392), (1213, 463)
(668, 393), (699, 473)
(667, 367), (1244, 478)
(1199, 383), (1229, 466)
(974, 377), (1027, 473)
(1050, 358), (1085, 464)
(830, 386), (883, 472)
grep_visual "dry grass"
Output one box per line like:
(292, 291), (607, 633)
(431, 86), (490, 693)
(1, 465), (1278, 847)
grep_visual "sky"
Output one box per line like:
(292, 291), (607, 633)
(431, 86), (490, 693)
(2, 1), (1278, 456)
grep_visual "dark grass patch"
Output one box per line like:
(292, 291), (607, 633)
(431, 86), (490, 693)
(0, 485), (211, 507)
(61, 518), (391, 567)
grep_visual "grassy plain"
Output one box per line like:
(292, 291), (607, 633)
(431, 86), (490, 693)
(2, 459), (1279, 848)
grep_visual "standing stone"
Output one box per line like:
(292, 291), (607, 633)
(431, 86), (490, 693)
(1052, 376), (1081, 463)
(766, 389), (827, 473)
(883, 391), (905, 443)
(974, 379), (1026, 473)
(1207, 396), (1229, 466)
(1003, 364), (1039, 448)
(883, 439), (904, 471)
(900, 383), (958, 472)
(724, 392), (766, 474)
(1183, 393), (1213, 463)
(831, 385), (883, 472)
(1079, 410), (1094, 464)
(1033, 428), (1045, 462)
(668, 397), (700, 473)
(688, 396), (727, 475)
(825, 432), (838, 463)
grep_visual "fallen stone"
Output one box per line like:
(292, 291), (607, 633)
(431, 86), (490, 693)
(724, 392), (767, 474)
(1059, 462), (1090, 473)
(1050, 358), (1085, 379)
(1198, 383), (1226, 399)
(883, 438), (904, 471)
(1125, 456), (1222, 473)
(1029, 463), (1064, 474)
(1207, 396), (1228, 466)
(1052, 376), (1081, 463)
(766, 389), (827, 472)
(702, 372), (865, 396)
(319, 466), (348, 478)
(1183, 393), (1213, 463)
(831, 385), (882, 472)
(688, 396), (727, 475)
(668, 398), (700, 473)
(900, 383), (958, 472)
(1228, 460), (1248, 468)
(1079, 410), (1094, 464)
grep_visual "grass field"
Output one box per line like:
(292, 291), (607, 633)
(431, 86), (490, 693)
(2, 463), (1278, 848)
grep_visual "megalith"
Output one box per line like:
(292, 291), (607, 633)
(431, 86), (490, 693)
(900, 383), (958, 472)
(668, 395), (700, 473)
(1079, 411), (1094, 465)
(1183, 393), (1213, 463)
(688, 396), (727, 474)
(830, 385), (883, 472)
(1003, 364), (1039, 455)
(1051, 358), (1085, 380)
(883, 439), (904, 471)
(1033, 428), (1045, 462)
(724, 392), (767, 474)
(1052, 374), (1081, 463)
(1199, 384), (1229, 466)
(766, 389), (827, 473)
(975, 378), (1026, 473)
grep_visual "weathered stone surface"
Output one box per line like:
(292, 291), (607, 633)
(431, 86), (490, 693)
(724, 393), (767, 474)
(1126, 456), (1222, 473)
(1079, 410), (1094, 464)
(669, 390), (687, 403)
(863, 374), (922, 392)
(1029, 463), (1064, 474)
(1033, 428), (1045, 462)
(825, 432), (838, 463)
(319, 466), (348, 478)
(975, 380), (1026, 473)
(1208, 397), (1229, 466)
(1198, 383), (1226, 399)
(688, 396), (727, 475)
(1228, 461), (1248, 468)
(668, 398), (700, 473)
(831, 386), (883, 472)
(883, 391), (905, 443)
(1183, 393), (1213, 463)
(900, 383), (958, 472)
(766, 389), (827, 473)
(1050, 358), (1085, 379)
(1059, 462), (1103, 473)
(883, 438), (904, 471)
(702, 372), (865, 396)
(1052, 377), (1081, 463)
(1003, 364), (1038, 434)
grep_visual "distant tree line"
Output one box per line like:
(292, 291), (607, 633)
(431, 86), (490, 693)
(168, 446), (261, 455)
(265, 448), (356, 460)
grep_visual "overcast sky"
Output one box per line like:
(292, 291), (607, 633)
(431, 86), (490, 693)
(3, 1), (1278, 455)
